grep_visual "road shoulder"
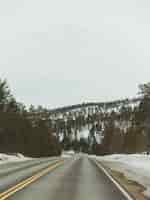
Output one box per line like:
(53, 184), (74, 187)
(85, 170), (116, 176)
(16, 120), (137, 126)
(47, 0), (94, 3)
(95, 160), (150, 200)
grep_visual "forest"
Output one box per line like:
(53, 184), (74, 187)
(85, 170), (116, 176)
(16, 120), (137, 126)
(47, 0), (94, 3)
(0, 79), (61, 157)
(0, 78), (150, 157)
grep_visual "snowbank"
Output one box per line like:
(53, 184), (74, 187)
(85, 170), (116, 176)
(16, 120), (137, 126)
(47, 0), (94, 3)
(96, 154), (150, 171)
(93, 154), (150, 198)
(61, 150), (75, 158)
(80, 127), (89, 138)
(0, 153), (30, 164)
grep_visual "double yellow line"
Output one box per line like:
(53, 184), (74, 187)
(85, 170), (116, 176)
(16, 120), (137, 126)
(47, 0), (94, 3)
(0, 160), (64, 200)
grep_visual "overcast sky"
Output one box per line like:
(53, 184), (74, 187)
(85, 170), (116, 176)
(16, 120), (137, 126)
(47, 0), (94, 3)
(0, 0), (150, 108)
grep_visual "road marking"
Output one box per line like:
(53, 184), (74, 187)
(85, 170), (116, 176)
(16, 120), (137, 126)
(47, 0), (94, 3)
(0, 160), (64, 200)
(91, 159), (134, 200)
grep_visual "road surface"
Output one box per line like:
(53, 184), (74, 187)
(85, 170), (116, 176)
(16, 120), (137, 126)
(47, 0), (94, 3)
(0, 156), (128, 200)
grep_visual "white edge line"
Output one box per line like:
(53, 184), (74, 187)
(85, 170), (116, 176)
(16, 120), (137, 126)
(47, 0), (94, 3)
(92, 159), (134, 200)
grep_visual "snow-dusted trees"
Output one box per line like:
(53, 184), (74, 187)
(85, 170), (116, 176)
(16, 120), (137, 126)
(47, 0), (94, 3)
(136, 83), (150, 152)
(0, 79), (12, 103)
(0, 79), (13, 111)
(139, 82), (150, 98)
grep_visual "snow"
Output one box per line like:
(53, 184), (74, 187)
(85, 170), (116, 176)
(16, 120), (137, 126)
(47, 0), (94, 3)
(0, 153), (30, 165)
(93, 154), (150, 198)
(96, 154), (150, 170)
(80, 127), (89, 138)
(61, 150), (75, 158)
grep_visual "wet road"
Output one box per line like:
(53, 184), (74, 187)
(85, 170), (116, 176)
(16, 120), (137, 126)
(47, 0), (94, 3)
(0, 157), (63, 194)
(3, 157), (127, 200)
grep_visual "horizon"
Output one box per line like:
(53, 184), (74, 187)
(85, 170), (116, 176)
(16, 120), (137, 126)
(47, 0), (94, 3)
(1, 0), (150, 107)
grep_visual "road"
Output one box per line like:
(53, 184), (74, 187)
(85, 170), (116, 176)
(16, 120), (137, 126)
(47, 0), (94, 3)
(0, 157), (63, 193)
(0, 156), (128, 200)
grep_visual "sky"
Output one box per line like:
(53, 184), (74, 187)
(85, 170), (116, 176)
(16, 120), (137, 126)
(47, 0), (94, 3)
(0, 0), (150, 108)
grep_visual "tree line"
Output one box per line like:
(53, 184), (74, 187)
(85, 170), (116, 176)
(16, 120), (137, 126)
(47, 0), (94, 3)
(93, 83), (150, 155)
(0, 79), (61, 157)
(1, 78), (150, 157)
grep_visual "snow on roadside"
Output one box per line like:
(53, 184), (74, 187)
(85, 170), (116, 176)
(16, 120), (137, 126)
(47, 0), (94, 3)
(0, 153), (31, 164)
(92, 154), (150, 198)
(61, 150), (75, 158)
(80, 126), (89, 138)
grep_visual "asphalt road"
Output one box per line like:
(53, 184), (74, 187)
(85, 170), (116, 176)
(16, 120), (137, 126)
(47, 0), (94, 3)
(0, 157), (63, 193)
(1, 156), (128, 200)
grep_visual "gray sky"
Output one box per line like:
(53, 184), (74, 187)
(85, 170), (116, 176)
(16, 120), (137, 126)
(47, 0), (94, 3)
(0, 0), (150, 108)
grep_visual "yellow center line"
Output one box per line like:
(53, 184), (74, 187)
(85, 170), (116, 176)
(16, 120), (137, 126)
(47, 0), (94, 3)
(0, 160), (64, 200)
